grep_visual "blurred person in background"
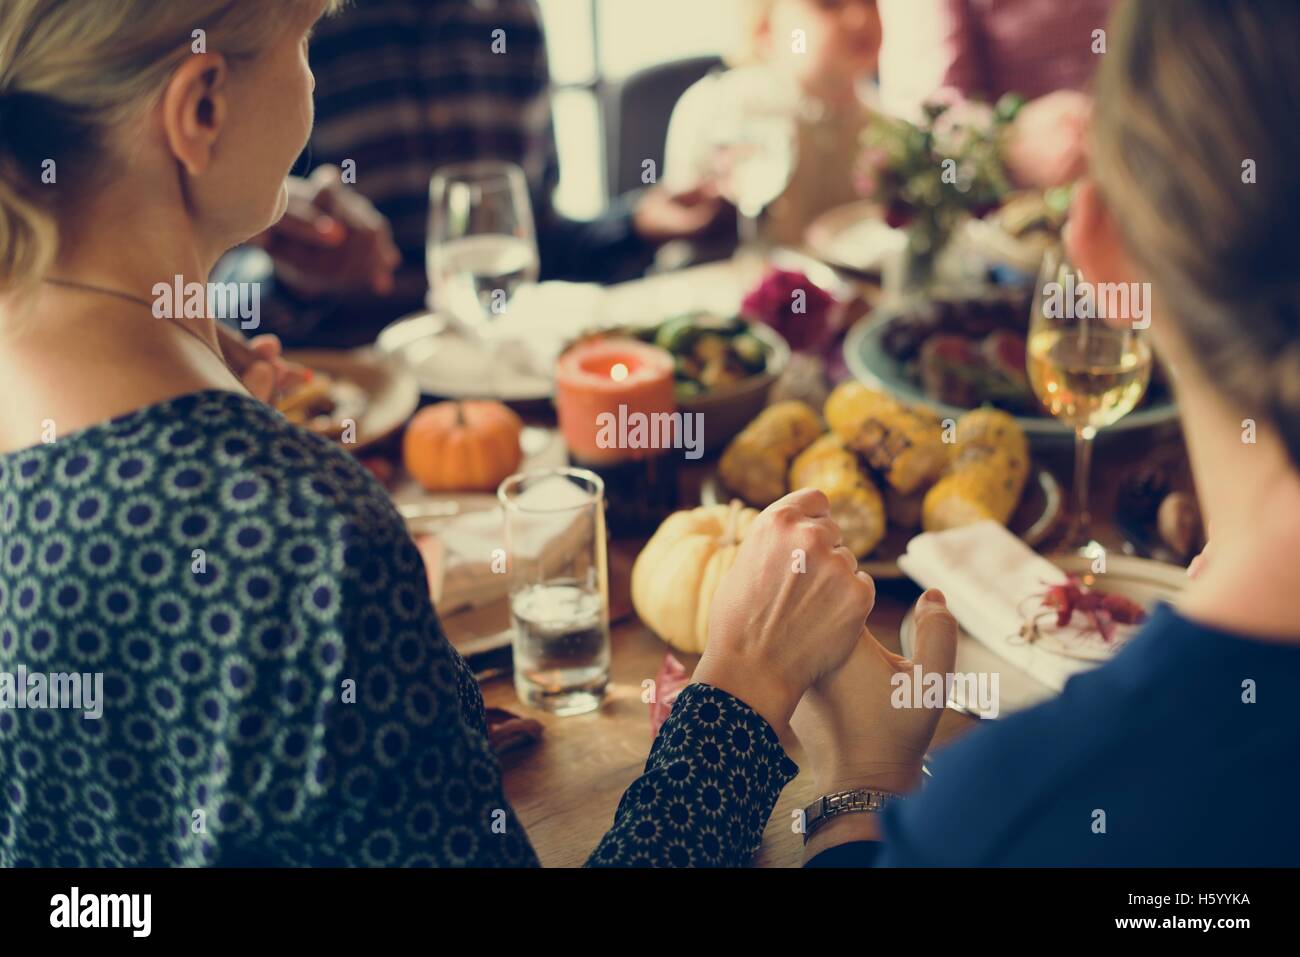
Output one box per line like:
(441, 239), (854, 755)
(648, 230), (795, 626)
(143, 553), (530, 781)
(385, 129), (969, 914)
(221, 0), (725, 348)
(940, 0), (1115, 103)
(661, 0), (884, 250)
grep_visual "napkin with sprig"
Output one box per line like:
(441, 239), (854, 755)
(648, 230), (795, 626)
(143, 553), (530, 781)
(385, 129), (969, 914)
(898, 521), (1147, 694)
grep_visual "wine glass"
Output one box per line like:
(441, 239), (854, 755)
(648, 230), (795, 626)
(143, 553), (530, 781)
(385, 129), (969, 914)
(427, 160), (540, 335)
(707, 106), (797, 252)
(1027, 246), (1153, 549)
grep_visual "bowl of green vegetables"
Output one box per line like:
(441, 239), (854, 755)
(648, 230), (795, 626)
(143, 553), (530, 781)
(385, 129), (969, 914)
(617, 312), (790, 455)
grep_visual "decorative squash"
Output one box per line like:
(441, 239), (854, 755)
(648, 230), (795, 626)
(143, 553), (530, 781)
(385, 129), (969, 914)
(631, 500), (758, 654)
(402, 400), (524, 492)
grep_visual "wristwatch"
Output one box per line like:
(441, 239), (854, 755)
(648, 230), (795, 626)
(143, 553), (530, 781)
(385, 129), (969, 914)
(802, 788), (903, 844)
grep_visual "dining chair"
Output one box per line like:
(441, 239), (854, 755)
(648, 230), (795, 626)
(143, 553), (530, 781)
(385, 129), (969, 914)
(603, 55), (724, 200)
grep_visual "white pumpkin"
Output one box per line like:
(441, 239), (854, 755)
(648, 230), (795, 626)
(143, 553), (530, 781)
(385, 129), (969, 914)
(631, 500), (758, 654)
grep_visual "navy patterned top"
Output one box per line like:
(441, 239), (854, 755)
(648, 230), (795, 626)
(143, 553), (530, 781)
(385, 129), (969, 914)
(0, 390), (796, 867)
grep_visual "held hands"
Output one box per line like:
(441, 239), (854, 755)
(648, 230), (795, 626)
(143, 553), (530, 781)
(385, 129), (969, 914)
(252, 165), (401, 300)
(693, 488), (877, 733)
(791, 590), (958, 796)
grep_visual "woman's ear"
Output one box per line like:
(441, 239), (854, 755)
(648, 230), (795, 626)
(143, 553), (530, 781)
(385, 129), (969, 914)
(1066, 178), (1128, 286)
(159, 53), (230, 177)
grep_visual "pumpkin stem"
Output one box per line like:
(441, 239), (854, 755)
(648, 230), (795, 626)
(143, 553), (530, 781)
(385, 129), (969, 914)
(720, 499), (745, 546)
(454, 402), (467, 428)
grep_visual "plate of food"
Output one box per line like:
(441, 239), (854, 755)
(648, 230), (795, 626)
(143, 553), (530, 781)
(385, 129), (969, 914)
(804, 201), (909, 281)
(279, 348), (421, 451)
(899, 552), (1184, 717)
(844, 295), (1179, 441)
(375, 311), (556, 403)
(701, 383), (1061, 578)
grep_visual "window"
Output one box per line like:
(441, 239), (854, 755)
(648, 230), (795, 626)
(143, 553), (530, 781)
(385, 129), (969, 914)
(537, 0), (743, 219)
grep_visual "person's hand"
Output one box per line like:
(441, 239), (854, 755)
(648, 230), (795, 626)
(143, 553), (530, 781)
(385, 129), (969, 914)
(252, 165), (401, 300)
(633, 183), (727, 244)
(217, 327), (309, 404)
(692, 488), (877, 734)
(790, 589), (959, 796)
(1002, 90), (1092, 189)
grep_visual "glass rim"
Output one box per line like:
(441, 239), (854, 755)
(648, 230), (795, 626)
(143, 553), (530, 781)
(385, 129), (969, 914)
(497, 467), (605, 514)
(430, 159), (527, 190)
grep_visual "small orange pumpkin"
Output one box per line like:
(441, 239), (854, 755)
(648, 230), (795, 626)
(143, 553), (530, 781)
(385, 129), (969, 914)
(403, 401), (524, 492)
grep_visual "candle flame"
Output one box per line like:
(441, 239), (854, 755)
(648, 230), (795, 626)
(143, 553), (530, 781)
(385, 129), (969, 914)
(610, 362), (629, 382)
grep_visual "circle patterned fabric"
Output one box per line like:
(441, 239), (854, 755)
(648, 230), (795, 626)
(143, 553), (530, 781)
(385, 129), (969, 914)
(0, 390), (796, 867)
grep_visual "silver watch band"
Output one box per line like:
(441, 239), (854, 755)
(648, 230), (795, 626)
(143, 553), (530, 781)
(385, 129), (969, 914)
(802, 788), (902, 844)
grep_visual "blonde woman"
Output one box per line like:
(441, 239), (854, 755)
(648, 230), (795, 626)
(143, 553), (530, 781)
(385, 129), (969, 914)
(793, 0), (1300, 866)
(662, 0), (884, 248)
(0, 0), (894, 866)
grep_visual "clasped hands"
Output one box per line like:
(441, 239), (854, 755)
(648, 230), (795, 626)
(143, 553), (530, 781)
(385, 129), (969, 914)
(694, 488), (959, 804)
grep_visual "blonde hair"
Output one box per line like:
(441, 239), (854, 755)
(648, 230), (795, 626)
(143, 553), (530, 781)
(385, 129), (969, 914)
(0, 0), (341, 301)
(1091, 0), (1300, 467)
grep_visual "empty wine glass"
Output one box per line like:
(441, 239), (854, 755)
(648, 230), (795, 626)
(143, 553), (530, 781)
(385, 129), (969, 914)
(1027, 246), (1154, 549)
(707, 103), (797, 252)
(427, 160), (540, 335)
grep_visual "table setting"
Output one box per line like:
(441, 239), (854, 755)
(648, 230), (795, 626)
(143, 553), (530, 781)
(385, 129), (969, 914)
(262, 108), (1200, 865)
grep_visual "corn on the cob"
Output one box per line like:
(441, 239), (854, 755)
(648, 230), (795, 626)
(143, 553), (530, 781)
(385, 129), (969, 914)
(824, 382), (949, 493)
(719, 400), (823, 507)
(922, 408), (1029, 531)
(789, 434), (887, 556)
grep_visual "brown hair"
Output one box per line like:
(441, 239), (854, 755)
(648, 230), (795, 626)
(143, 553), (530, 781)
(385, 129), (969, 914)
(0, 0), (343, 301)
(1091, 0), (1300, 466)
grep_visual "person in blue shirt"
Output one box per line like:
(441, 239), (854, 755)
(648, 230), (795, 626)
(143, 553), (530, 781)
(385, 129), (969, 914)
(797, 0), (1300, 867)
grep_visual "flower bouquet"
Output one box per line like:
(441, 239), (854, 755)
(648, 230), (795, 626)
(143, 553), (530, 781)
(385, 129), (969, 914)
(855, 92), (1023, 290)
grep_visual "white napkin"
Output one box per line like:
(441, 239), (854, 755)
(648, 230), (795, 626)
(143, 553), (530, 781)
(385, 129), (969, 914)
(415, 476), (596, 614)
(897, 521), (1094, 693)
(437, 281), (612, 380)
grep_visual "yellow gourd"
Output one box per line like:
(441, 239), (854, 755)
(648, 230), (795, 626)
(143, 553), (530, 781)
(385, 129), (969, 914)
(631, 500), (757, 654)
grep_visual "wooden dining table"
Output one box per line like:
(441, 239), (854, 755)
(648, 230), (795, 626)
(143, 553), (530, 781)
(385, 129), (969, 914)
(398, 258), (1192, 867)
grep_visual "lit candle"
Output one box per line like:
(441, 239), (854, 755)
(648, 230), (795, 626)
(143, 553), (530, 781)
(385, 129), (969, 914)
(555, 338), (676, 466)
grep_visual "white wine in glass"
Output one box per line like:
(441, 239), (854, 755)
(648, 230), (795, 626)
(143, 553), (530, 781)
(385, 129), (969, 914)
(1027, 247), (1153, 547)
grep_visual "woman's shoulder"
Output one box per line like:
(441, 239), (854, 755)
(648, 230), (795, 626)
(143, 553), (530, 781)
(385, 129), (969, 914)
(2, 388), (388, 511)
(0, 388), (420, 603)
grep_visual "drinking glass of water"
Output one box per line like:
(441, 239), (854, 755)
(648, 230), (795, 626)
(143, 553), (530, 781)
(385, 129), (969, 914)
(498, 468), (609, 716)
(427, 160), (540, 332)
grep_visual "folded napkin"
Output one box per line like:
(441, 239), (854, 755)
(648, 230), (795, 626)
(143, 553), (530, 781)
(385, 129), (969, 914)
(435, 281), (613, 382)
(414, 475), (598, 615)
(897, 521), (1094, 694)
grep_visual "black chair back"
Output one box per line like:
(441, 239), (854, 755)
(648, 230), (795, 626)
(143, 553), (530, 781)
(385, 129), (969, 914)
(603, 55), (724, 199)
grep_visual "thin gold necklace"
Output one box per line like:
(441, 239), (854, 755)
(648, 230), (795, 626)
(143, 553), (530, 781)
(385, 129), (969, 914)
(42, 277), (233, 374)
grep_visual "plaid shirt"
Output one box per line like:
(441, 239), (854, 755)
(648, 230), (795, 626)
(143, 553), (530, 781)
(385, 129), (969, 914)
(230, 0), (648, 347)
